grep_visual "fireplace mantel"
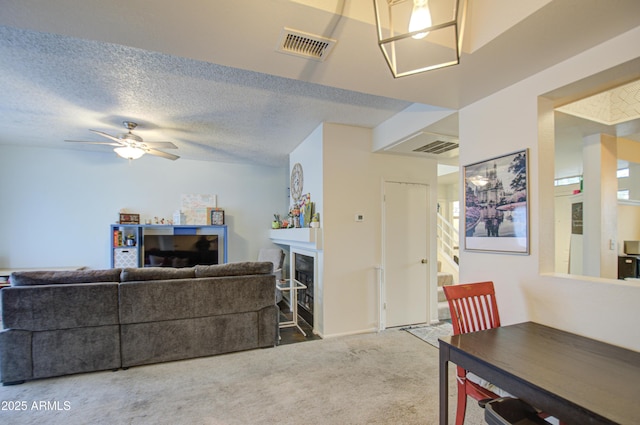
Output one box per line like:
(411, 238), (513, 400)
(269, 228), (322, 250)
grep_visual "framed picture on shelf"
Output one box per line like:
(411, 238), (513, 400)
(463, 149), (529, 254)
(119, 213), (140, 225)
(210, 208), (225, 225)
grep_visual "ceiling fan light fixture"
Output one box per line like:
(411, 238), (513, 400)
(114, 146), (145, 160)
(68, 121), (179, 161)
(122, 132), (143, 143)
(373, 0), (467, 78)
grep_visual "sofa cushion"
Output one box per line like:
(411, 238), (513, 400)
(31, 326), (121, 379)
(120, 314), (259, 367)
(120, 267), (196, 282)
(10, 269), (121, 286)
(119, 274), (276, 324)
(1, 283), (120, 331)
(195, 262), (272, 278)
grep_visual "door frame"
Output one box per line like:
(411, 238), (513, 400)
(379, 178), (438, 330)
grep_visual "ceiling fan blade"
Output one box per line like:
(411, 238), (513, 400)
(143, 141), (178, 149)
(65, 140), (121, 146)
(145, 148), (180, 161)
(89, 129), (123, 144)
(70, 125), (180, 161)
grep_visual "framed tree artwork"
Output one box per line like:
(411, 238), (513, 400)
(463, 149), (529, 254)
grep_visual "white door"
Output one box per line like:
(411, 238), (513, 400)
(383, 181), (429, 328)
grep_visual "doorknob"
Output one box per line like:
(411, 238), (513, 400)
(421, 259), (428, 264)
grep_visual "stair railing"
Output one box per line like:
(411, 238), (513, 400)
(437, 212), (459, 269)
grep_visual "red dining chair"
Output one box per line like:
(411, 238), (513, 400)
(443, 282), (562, 425)
(443, 281), (502, 425)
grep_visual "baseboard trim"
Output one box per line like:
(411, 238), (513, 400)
(320, 327), (381, 339)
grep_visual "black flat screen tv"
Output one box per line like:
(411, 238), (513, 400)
(143, 234), (219, 268)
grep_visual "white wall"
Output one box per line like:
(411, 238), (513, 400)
(555, 187), (640, 273)
(618, 204), (640, 250)
(322, 123), (438, 336)
(553, 184), (580, 274)
(0, 145), (287, 269)
(289, 125), (323, 221)
(286, 123), (439, 337)
(459, 26), (640, 350)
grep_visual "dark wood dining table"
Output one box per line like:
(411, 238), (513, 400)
(439, 321), (640, 424)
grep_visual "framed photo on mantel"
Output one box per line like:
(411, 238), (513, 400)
(463, 149), (529, 254)
(209, 208), (225, 225)
(119, 213), (140, 225)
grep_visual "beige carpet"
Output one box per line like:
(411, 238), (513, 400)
(0, 329), (485, 424)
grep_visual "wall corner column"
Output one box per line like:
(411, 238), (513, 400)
(582, 133), (618, 279)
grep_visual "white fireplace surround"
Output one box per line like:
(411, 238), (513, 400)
(268, 228), (322, 250)
(270, 228), (322, 334)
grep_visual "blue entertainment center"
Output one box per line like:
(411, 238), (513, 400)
(110, 224), (228, 268)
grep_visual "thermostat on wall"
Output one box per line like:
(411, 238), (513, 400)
(355, 214), (364, 222)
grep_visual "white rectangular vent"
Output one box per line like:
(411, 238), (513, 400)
(277, 28), (336, 61)
(414, 140), (459, 154)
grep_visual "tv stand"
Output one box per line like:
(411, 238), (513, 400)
(110, 224), (228, 268)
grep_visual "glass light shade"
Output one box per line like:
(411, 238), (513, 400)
(373, 0), (467, 78)
(408, 0), (432, 39)
(114, 146), (145, 160)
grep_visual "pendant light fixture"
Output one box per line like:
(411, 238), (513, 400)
(373, 0), (467, 78)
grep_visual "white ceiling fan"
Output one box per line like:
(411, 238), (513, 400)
(66, 121), (180, 160)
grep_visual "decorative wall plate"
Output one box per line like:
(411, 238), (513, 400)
(290, 163), (303, 201)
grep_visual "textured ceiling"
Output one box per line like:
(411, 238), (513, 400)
(0, 25), (410, 166)
(0, 0), (639, 167)
(557, 80), (640, 126)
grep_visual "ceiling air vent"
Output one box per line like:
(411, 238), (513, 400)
(276, 28), (337, 61)
(413, 140), (459, 155)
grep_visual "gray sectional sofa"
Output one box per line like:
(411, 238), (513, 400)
(0, 262), (278, 385)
